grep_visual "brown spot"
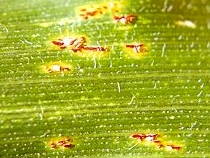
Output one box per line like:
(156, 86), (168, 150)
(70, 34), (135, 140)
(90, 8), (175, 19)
(131, 132), (182, 151)
(47, 65), (70, 73)
(64, 137), (72, 142)
(131, 133), (146, 141)
(57, 140), (65, 146)
(152, 140), (164, 148)
(52, 40), (64, 46)
(48, 137), (74, 149)
(44, 63), (71, 74)
(145, 133), (159, 141)
(63, 144), (74, 148)
(52, 36), (87, 52)
(113, 14), (136, 24)
(83, 46), (107, 52)
(80, 8), (86, 12)
(50, 142), (57, 149)
(166, 144), (182, 151)
(126, 43), (147, 53)
(86, 11), (98, 16)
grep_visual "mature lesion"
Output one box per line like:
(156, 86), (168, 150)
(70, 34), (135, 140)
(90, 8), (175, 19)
(52, 36), (108, 53)
(131, 133), (182, 151)
(52, 37), (86, 52)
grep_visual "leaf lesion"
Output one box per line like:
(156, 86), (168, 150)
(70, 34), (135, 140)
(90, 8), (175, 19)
(47, 137), (75, 150)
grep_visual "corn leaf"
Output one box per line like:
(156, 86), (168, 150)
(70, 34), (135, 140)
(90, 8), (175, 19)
(0, 0), (210, 157)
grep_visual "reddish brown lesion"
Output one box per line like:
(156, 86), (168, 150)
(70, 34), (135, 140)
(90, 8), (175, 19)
(52, 39), (64, 47)
(131, 133), (182, 151)
(131, 133), (146, 141)
(113, 14), (136, 24)
(49, 137), (74, 149)
(52, 36), (107, 53)
(46, 65), (70, 73)
(80, 8), (87, 12)
(78, 7), (106, 20)
(166, 144), (182, 151)
(76, 1), (138, 25)
(131, 133), (159, 142)
(126, 43), (147, 53)
(52, 37), (86, 52)
(152, 140), (165, 148)
(77, 2), (123, 20)
(42, 62), (72, 74)
(83, 46), (107, 51)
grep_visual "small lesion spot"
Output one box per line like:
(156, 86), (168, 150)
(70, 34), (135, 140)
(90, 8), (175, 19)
(48, 137), (75, 150)
(126, 43), (147, 53)
(113, 14), (137, 24)
(124, 42), (148, 59)
(42, 62), (72, 74)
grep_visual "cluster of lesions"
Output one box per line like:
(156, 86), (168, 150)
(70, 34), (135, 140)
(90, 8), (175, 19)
(42, 1), (148, 74)
(48, 137), (75, 149)
(131, 133), (182, 151)
(51, 35), (147, 53)
(77, 1), (137, 24)
(77, 2), (123, 20)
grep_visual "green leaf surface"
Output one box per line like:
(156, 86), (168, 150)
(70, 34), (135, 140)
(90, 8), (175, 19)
(0, 0), (210, 157)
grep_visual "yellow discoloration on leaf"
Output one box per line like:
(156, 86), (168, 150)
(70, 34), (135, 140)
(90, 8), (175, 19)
(36, 18), (77, 27)
(75, 48), (108, 59)
(36, 22), (55, 27)
(175, 20), (196, 28)
(114, 25), (134, 30)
